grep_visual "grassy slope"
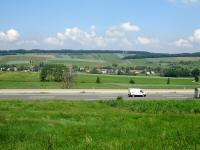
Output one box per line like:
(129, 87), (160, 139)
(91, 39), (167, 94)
(1, 53), (200, 68)
(0, 72), (62, 89)
(0, 54), (55, 64)
(0, 100), (200, 149)
(0, 72), (199, 89)
(78, 74), (199, 89)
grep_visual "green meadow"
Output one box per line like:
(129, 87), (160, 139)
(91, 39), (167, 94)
(0, 99), (200, 149)
(0, 72), (199, 89)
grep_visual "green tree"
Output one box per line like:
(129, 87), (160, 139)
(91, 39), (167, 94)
(194, 76), (199, 82)
(63, 67), (76, 89)
(96, 76), (101, 84)
(40, 64), (66, 82)
(40, 68), (47, 81)
(192, 68), (200, 77)
(167, 78), (170, 84)
(129, 78), (135, 84)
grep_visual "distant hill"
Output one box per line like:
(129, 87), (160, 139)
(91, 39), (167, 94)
(0, 49), (200, 59)
(123, 52), (200, 59)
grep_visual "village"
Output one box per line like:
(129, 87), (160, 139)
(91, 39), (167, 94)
(0, 63), (156, 76)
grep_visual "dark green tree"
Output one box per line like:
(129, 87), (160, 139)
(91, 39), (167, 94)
(96, 76), (101, 83)
(194, 76), (199, 82)
(192, 68), (200, 77)
(40, 68), (47, 81)
(40, 64), (66, 82)
(167, 77), (170, 84)
(129, 78), (135, 84)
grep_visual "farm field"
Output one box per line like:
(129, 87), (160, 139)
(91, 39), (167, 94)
(0, 72), (199, 89)
(1, 53), (200, 68)
(0, 99), (200, 149)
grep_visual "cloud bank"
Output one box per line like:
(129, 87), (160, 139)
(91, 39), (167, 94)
(175, 28), (200, 49)
(0, 29), (20, 42)
(1, 23), (200, 52)
(44, 22), (148, 49)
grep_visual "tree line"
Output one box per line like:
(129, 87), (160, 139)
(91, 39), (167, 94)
(162, 68), (199, 82)
(40, 64), (75, 88)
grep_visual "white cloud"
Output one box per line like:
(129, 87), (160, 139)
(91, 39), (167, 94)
(0, 29), (20, 42)
(174, 28), (200, 49)
(118, 22), (140, 32)
(193, 29), (200, 42)
(175, 39), (193, 48)
(0, 23), (160, 51)
(45, 27), (107, 48)
(106, 22), (140, 38)
(137, 36), (159, 45)
(44, 22), (163, 50)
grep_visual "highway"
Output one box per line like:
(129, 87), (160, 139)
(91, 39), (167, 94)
(0, 89), (195, 100)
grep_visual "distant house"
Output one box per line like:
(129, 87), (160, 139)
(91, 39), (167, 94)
(97, 69), (107, 74)
(79, 67), (85, 71)
(96, 68), (114, 74)
(1, 68), (6, 71)
(107, 69), (114, 74)
(129, 69), (144, 74)
(14, 67), (18, 72)
(146, 71), (150, 75)
(85, 69), (90, 73)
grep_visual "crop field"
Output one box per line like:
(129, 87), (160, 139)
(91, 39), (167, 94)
(0, 54), (55, 65)
(0, 99), (200, 149)
(1, 53), (200, 68)
(0, 72), (199, 89)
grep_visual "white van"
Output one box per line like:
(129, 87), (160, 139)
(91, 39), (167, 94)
(128, 88), (146, 97)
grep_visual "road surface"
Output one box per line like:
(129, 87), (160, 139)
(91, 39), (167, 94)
(0, 89), (195, 100)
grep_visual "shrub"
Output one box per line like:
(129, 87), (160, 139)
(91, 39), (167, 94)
(167, 78), (170, 84)
(96, 76), (101, 83)
(116, 96), (123, 101)
(129, 79), (135, 84)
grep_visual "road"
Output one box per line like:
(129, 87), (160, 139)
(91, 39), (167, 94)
(0, 89), (195, 100)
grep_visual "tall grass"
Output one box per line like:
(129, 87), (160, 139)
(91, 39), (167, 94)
(104, 99), (200, 114)
(0, 100), (200, 149)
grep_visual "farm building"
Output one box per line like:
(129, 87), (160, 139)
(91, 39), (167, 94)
(128, 69), (145, 74)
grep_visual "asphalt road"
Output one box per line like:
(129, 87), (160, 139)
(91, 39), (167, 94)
(0, 92), (194, 100)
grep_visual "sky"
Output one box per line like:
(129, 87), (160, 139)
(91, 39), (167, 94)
(0, 0), (200, 53)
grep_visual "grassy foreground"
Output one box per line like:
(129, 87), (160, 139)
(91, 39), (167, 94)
(0, 72), (199, 89)
(1, 99), (200, 149)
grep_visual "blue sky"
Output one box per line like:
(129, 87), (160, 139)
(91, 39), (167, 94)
(0, 0), (200, 52)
